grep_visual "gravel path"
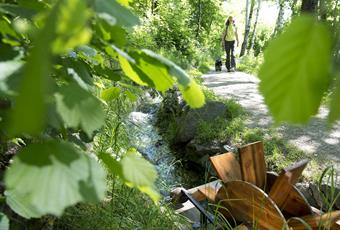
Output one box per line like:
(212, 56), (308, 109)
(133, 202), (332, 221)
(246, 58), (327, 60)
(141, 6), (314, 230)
(203, 70), (340, 171)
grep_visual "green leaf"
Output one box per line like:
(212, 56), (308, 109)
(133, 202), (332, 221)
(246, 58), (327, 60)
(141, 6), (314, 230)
(53, 0), (92, 54)
(125, 91), (137, 102)
(328, 73), (340, 123)
(17, 0), (47, 12)
(93, 65), (122, 81)
(5, 190), (41, 218)
(121, 149), (159, 202)
(259, 15), (332, 123)
(0, 3), (36, 18)
(46, 100), (63, 130)
(94, 0), (139, 27)
(0, 213), (9, 230)
(117, 49), (174, 91)
(100, 86), (121, 101)
(9, 1), (60, 136)
(114, 46), (204, 108)
(97, 152), (122, 176)
(0, 18), (20, 39)
(117, 51), (150, 86)
(179, 80), (205, 108)
(63, 58), (93, 90)
(98, 150), (159, 203)
(95, 20), (127, 46)
(55, 83), (105, 137)
(116, 0), (132, 7)
(132, 50), (205, 107)
(120, 149), (157, 187)
(2, 38), (20, 46)
(130, 50), (175, 92)
(137, 186), (160, 203)
(5, 141), (106, 218)
(141, 49), (191, 86)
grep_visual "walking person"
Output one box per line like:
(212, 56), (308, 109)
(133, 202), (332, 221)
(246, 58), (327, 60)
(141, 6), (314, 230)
(222, 16), (239, 72)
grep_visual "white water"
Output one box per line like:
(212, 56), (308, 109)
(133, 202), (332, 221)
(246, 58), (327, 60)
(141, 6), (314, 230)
(127, 102), (199, 194)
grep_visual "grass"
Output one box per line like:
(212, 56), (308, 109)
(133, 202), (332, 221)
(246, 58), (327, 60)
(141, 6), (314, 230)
(166, 86), (333, 182)
(237, 54), (263, 75)
(52, 90), (191, 230)
(154, 84), (339, 229)
(54, 180), (190, 230)
(201, 88), (311, 174)
(203, 165), (339, 230)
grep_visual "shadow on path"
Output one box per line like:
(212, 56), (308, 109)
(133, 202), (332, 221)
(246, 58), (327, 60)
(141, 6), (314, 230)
(203, 70), (340, 167)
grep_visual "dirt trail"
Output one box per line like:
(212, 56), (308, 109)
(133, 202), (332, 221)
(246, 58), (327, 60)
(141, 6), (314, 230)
(203, 70), (340, 171)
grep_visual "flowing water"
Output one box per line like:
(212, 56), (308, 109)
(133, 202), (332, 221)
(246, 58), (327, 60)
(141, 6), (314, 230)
(127, 96), (201, 195)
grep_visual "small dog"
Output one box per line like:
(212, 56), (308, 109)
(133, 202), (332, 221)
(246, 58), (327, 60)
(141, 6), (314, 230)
(215, 58), (222, 72)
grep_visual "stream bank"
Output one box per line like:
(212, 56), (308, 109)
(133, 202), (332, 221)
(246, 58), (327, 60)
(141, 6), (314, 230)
(131, 89), (340, 213)
(127, 93), (205, 195)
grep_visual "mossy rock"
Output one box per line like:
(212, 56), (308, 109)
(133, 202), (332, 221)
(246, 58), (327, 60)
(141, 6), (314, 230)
(174, 101), (229, 144)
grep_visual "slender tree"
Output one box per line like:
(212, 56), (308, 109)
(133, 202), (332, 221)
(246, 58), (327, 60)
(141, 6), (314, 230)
(248, 0), (262, 54)
(273, 0), (285, 36)
(240, 0), (255, 57)
(196, 0), (202, 38)
(290, 0), (299, 16)
(151, 0), (158, 15)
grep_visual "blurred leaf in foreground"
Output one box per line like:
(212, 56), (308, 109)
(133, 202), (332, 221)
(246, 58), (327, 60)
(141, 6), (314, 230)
(259, 15), (332, 123)
(5, 141), (106, 218)
(94, 0), (139, 27)
(55, 83), (105, 137)
(9, 1), (60, 136)
(0, 213), (9, 230)
(98, 149), (160, 203)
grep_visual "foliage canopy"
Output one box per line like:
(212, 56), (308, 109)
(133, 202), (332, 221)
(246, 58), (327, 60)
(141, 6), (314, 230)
(0, 0), (205, 222)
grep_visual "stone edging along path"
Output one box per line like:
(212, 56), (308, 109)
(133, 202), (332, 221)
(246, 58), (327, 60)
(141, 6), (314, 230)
(202, 70), (340, 175)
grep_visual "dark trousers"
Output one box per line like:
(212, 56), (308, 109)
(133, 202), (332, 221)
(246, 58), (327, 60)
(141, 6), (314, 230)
(225, 40), (236, 70)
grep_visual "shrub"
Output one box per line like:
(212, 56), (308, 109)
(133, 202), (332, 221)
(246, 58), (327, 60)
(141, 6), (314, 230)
(237, 54), (264, 75)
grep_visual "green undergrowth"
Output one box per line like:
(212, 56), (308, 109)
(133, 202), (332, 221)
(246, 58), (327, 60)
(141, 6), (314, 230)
(204, 89), (332, 181)
(237, 54), (263, 75)
(54, 180), (190, 230)
(158, 85), (330, 182)
(51, 89), (190, 229)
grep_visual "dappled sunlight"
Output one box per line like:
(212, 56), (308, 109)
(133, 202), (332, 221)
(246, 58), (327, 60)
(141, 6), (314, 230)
(324, 137), (339, 145)
(203, 71), (340, 169)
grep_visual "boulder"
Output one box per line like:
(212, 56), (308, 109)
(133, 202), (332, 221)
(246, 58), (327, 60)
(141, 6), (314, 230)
(295, 183), (319, 208)
(309, 183), (331, 211)
(186, 139), (224, 158)
(185, 139), (225, 167)
(174, 101), (229, 144)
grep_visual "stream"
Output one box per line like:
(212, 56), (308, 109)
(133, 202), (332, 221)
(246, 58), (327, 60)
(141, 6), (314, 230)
(127, 94), (201, 196)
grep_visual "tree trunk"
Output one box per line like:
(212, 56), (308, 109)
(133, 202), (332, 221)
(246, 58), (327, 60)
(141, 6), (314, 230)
(273, 0), (285, 36)
(332, 0), (339, 28)
(290, 0), (299, 16)
(301, 0), (319, 13)
(332, 0), (340, 67)
(151, 0), (158, 15)
(240, 0), (255, 57)
(196, 0), (202, 38)
(248, 0), (261, 54)
(319, 0), (327, 20)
